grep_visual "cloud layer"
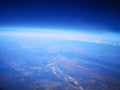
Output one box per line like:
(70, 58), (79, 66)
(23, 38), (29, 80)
(0, 28), (120, 47)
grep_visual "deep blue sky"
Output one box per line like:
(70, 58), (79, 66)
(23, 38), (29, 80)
(0, 0), (120, 32)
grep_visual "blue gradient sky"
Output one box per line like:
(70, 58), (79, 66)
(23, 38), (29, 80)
(0, 0), (120, 33)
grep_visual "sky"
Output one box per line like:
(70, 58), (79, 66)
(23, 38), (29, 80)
(0, 0), (120, 33)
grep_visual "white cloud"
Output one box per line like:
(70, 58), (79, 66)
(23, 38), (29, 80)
(0, 27), (120, 47)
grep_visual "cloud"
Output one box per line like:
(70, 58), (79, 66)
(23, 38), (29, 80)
(0, 27), (120, 47)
